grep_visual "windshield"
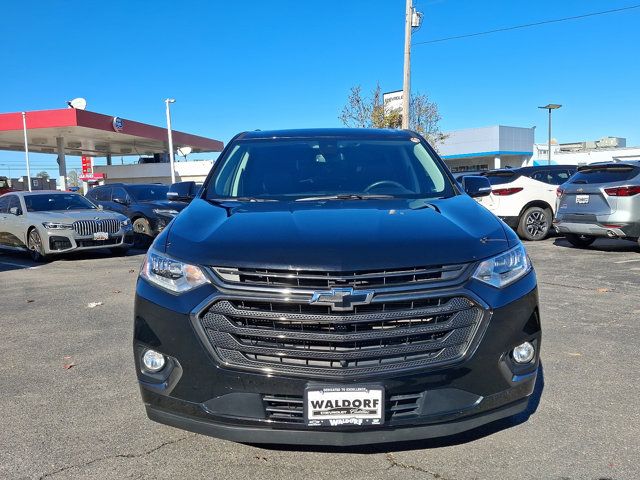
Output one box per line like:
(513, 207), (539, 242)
(205, 138), (455, 200)
(24, 193), (97, 212)
(127, 185), (169, 201)
(570, 165), (640, 184)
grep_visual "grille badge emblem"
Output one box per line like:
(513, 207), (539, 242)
(309, 287), (374, 312)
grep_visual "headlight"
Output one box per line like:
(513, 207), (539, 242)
(153, 209), (179, 216)
(42, 222), (73, 230)
(140, 249), (209, 293)
(472, 244), (531, 288)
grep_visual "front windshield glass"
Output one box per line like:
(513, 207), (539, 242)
(127, 185), (169, 201)
(206, 138), (455, 200)
(25, 193), (97, 212)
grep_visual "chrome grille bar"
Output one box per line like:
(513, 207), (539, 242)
(73, 219), (121, 236)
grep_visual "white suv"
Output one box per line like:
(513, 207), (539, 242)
(474, 165), (576, 241)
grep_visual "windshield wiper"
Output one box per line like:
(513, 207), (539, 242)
(295, 194), (395, 202)
(207, 197), (278, 204)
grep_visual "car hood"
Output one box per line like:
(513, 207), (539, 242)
(164, 196), (510, 271)
(32, 209), (126, 223)
(138, 200), (188, 211)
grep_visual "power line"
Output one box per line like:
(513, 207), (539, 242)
(413, 4), (640, 46)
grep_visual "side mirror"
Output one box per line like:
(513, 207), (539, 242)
(167, 181), (197, 202)
(113, 197), (129, 205)
(462, 176), (492, 198)
(9, 206), (21, 216)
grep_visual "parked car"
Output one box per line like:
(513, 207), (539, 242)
(0, 191), (133, 261)
(476, 165), (577, 241)
(86, 183), (189, 247)
(133, 128), (541, 446)
(555, 161), (640, 248)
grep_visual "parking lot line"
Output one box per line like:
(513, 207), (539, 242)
(613, 258), (640, 264)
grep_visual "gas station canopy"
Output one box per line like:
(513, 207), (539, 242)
(0, 108), (223, 157)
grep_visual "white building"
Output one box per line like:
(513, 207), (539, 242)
(529, 136), (640, 166)
(93, 159), (215, 185)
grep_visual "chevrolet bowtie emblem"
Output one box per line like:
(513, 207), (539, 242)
(309, 287), (374, 311)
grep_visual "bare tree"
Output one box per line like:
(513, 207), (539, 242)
(36, 171), (50, 181)
(339, 83), (446, 148)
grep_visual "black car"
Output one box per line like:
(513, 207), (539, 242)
(86, 183), (188, 246)
(134, 128), (541, 446)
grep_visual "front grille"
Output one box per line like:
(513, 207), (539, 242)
(199, 295), (484, 377)
(73, 219), (121, 236)
(263, 392), (423, 424)
(213, 264), (467, 290)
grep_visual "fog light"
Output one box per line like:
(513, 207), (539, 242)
(512, 342), (535, 364)
(142, 349), (166, 372)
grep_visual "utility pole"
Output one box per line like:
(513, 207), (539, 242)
(401, 0), (412, 129)
(165, 98), (176, 184)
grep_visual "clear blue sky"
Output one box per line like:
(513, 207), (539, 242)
(2, 0), (639, 178)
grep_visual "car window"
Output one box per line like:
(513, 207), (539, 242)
(111, 187), (128, 201)
(0, 196), (10, 213)
(24, 193), (97, 212)
(482, 171), (519, 185)
(570, 165), (640, 184)
(7, 196), (21, 214)
(530, 170), (551, 183)
(89, 187), (111, 202)
(127, 185), (169, 201)
(207, 138), (453, 199)
(548, 170), (572, 185)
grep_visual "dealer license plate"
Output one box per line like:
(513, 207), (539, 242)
(304, 386), (384, 427)
(93, 232), (109, 241)
(576, 195), (590, 204)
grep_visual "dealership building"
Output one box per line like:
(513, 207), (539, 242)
(438, 125), (640, 171)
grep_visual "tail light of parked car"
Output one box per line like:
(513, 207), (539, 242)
(492, 187), (523, 196)
(556, 187), (564, 198)
(604, 186), (640, 197)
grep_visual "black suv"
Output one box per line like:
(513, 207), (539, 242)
(86, 183), (188, 246)
(134, 129), (541, 446)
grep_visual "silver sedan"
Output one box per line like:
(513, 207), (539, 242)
(0, 190), (134, 261)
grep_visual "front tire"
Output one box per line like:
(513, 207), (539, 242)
(27, 228), (48, 262)
(517, 207), (552, 241)
(565, 233), (596, 248)
(132, 218), (153, 248)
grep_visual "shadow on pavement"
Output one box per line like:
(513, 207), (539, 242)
(553, 236), (640, 253)
(257, 363), (546, 454)
(0, 247), (147, 271)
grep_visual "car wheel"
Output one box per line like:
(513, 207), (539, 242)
(565, 233), (596, 248)
(517, 207), (551, 241)
(27, 228), (48, 262)
(132, 218), (152, 248)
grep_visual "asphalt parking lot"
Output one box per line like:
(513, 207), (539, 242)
(1, 237), (639, 480)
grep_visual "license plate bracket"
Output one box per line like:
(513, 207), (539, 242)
(93, 232), (109, 240)
(304, 385), (384, 427)
(575, 195), (590, 204)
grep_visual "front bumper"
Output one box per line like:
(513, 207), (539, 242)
(43, 228), (135, 254)
(134, 272), (541, 446)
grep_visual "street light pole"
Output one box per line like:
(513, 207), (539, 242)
(538, 104), (561, 166)
(401, 0), (412, 129)
(21, 112), (32, 191)
(164, 98), (176, 184)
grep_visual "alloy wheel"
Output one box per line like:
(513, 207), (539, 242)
(525, 211), (548, 239)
